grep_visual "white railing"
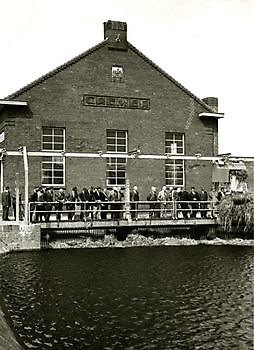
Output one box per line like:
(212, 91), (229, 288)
(28, 200), (217, 224)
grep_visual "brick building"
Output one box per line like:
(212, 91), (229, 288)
(0, 20), (224, 199)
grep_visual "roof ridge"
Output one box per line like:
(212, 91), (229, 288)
(127, 42), (214, 112)
(6, 39), (108, 100)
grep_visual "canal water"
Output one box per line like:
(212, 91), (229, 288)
(0, 242), (253, 349)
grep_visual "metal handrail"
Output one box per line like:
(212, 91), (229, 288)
(28, 200), (218, 223)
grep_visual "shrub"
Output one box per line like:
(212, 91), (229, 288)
(217, 193), (254, 233)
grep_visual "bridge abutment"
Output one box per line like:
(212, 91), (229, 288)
(0, 223), (40, 254)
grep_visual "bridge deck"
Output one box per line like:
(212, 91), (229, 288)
(41, 218), (217, 231)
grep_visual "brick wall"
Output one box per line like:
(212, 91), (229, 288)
(3, 37), (218, 198)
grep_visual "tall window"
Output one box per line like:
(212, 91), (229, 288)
(165, 132), (185, 187)
(106, 130), (127, 187)
(41, 127), (65, 186)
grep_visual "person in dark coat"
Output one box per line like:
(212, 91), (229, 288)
(97, 187), (109, 220)
(147, 186), (159, 218)
(200, 188), (208, 218)
(217, 187), (225, 202)
(179, 189), (189, 219)
(130, 186), (139, 219)
(2, 186), (11, 220)
(44, 187), (53, 222)
(189, 187), (200, 218)
(87, 187), (96, 219)
(36, 187), (45, 222)
(109, 187), (123, 220)
(79, 187), (89, 221)
(55, 188), (66, 221)
(66, 187), (79, 221)
(29, 188), (38, 222)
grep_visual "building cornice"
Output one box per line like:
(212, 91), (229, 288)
(199, 112), (224, 119)
(0, 100), (28, 106)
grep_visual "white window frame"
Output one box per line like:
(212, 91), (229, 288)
(41, 127), (65, 187)
(106, 157), (126, 187)
(42, 127), (65, 151)
(165, 159), (185, 187)
(165, 132), (185, 155)
(106, 130), (128, 153)
(106, 130), (127, 188)
(165, 132), (185, 187)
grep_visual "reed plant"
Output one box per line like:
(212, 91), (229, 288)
(217, 192), (254, 233)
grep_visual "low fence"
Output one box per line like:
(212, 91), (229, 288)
(28, 200), (217, 224)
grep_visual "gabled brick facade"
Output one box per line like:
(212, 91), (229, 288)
(0, 20), (221, 198)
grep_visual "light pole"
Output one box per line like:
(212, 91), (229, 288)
(18, 146), (29, 225)
(125, 149), (140, 222)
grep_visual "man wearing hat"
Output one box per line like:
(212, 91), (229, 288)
(2, 186), (11, 220)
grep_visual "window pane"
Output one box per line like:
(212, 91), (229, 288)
(52, 156), (63, 162)
(54, 178), (64, 185)
(117, 138), (126, 145)
(42, 170), (52, 177)
(42, 177), (52, 185)
(54, 143), (64, 151)
(43, 136), (52, 143)
(43, 144), (53, 150)
(108, 178), (116, 185)
(43, 163), (52, 170)
(117, 171), (125, 178)
(117, 178), (125, 185)
(42, 156), (52, 162)
(117, 131), (126, 138)
(107, 171), (116, 178)
(166, 171), (174, 177)
(54, 136), (64, 143)
(117, 146), (126, 152)
(43, 128), (53, 135)
(117, 158), (126, 163)
(107, 145), (116, 152)
(175, 134), (183, 141)
(54, 163), (63, 170)
(53, 170), (64, 177)
(54, 129), (64, 136)
(107, 131), (115, 138)
(175, 160), (183, 165)
(108, 157), (116, 164)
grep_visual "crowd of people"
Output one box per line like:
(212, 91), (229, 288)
(1, 184), (226, 222)
(146, 185), (225, 219)
(28, 186), (125, 223)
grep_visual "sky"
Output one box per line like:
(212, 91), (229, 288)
(0, 0), (253, 157)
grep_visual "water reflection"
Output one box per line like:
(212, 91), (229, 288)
(0, 245), (253, 349)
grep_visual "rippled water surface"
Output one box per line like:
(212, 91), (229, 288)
(0, 245), (253, 349)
